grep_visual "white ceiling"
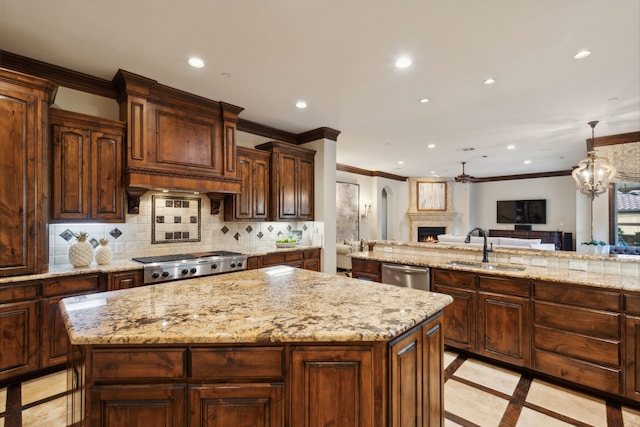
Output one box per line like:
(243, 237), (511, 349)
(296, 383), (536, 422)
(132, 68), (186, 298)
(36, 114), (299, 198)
(1, 0), (638, 178)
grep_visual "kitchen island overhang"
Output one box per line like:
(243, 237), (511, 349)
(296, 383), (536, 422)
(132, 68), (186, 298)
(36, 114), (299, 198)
(60, 266), (453, 426)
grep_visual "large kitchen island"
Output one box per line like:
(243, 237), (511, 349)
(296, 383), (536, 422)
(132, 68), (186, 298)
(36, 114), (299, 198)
(60, 266), (453, 427)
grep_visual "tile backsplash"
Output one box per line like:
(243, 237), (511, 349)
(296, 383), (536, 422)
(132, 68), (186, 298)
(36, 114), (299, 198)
(49, 191), (324, 266)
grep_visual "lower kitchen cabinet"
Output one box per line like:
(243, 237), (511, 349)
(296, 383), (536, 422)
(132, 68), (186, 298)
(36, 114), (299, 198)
(89, 384), (186, 426)
(431, 269), (477, 352)
(302, 248), (321, 271)
(107, 270), (144, 290)
(259, 249), (320, 271)
(477, 275), (531, 367)
(0, 282), (39, 381)
(189, 383), (284, 427)
(624, 294), (640, 401)
(351, 258), (381, 282)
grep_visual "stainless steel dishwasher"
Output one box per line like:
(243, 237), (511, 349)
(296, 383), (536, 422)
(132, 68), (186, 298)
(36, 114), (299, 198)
(381, 263), (430, 291)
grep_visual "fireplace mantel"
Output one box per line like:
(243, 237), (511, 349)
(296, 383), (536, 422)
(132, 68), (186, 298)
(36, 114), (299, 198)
(407, 178), (459, 241)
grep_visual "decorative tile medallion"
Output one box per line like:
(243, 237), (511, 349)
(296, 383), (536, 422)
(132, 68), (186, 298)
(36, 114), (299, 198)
(257, 231), (264, 239)
(89, 238), (100, 249)
(152, 195), (201, 244)
(268, 225), (273, 232)
(221, 226), (229, 234)
(246, 225), (253, 233)
(60, 229), (75, 241)
(234, 232), (241, 241)
(109, 228), (123, 239)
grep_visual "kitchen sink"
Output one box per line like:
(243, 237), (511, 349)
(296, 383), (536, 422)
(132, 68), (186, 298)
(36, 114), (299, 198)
(447, 260), (526, 272)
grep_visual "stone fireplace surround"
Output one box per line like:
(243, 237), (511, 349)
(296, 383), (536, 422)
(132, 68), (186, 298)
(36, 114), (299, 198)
(407, 178), (459, 242)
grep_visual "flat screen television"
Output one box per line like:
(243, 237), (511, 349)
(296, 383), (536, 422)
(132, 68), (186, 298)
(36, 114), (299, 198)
(496, 199), (547, 224)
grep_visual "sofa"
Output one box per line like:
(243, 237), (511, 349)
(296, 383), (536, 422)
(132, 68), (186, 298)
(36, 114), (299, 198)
(609, 245), (640, 255)
(337, 240), (365, 271)
(436, 234), (556, 251)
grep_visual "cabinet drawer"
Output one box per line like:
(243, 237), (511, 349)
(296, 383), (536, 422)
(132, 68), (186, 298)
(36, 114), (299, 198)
(42, 274), (101, 297)
(262, 254), (286, 266)
(0, 282), (38, 303)
(352, 258), (380, 275)
(303, 249), (320, 259)
(533, 281), (620, 311)
(625, 294), (640, 315)
(433, 269), (476, 289)
(533, 325), (620, 367)
(534, 301), (620, 339)
(479, 275), (530, 297)
(91, 348), (186, 379)
(285, 251), (303, 262)
(533, 349), (621, 394)
(191, 347), (284, 379)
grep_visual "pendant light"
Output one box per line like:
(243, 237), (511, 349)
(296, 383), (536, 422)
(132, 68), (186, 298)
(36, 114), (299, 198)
(571, 121), (616, 200)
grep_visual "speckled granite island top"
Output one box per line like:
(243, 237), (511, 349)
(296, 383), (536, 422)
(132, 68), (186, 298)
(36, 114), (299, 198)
(60, 266), (453, 346)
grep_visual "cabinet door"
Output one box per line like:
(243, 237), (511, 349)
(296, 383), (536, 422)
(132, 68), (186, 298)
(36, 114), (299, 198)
(0, 87), (38, 276)
(0, 299), (38, 380)
(41, 295), (69, 368)
(235, 155), (253, 219)
(91, 130), (123, 220)
(89, 384), (186, 427)
(253, 155), (269, 218)
(109, 271), (144, 290)
(625, 315), (640, 401)
(246, 256), (262, 270)
(290, 347), (374, 427)
(478, 292), (531, 367)
(432, 284), (476, 351)
(189, 383), (283, 427)
(303, 258), (320, 271)
(351, 259), (381, 282)
(52, 124), (90, 219)
(390, 328), (422, 427)
(278, 153), (298, 219)
(297, 156), (314, 220)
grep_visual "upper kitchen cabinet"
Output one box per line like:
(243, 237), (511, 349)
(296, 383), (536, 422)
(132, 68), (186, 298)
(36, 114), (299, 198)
(224, 147), (270, 221)
(112, 70), (243, 213)
(0, 68), (57, 277)
(256, 141), (315, 221)
(49, 109), (126, 222)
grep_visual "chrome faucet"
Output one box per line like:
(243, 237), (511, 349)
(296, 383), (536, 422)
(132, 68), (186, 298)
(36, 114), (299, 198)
(465, 227), (492, 262)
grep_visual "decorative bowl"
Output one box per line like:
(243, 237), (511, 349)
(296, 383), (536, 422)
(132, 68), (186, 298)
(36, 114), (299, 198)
(276, 242), (297, 248)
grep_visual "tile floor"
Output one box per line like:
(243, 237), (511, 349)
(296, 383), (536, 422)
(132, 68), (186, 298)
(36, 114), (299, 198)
(1, 351), (639, 426)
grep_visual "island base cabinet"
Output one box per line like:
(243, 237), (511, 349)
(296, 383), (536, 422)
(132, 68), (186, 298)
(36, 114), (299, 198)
(290, 347), (375, 427)
(625, 315), (640, 401)
(89, 384), (186, 427)
(189, 383), (284, 427)
(0, 299), (38, 381)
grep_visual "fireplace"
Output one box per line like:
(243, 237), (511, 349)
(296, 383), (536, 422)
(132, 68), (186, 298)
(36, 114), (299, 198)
(418, 226), (446, 243)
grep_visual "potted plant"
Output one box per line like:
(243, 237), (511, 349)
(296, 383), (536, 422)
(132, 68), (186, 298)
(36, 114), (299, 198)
(579, 239), (609, 254)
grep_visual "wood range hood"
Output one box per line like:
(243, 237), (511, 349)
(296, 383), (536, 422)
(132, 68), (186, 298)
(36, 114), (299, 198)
(113, 69), (243, 213)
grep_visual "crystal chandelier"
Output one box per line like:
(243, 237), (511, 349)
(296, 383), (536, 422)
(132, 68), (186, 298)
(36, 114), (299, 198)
(571, 121), (616, 200)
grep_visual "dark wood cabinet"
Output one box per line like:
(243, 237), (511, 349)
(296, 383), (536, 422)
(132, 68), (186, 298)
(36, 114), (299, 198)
(477, 275), (531, 367)
(89, 384), (186, 426)
(532, 280), (622, 395)
(623, 294), (640, 401)
(41, 274), (102, 368)
(224, 147), (269, 221)
(0, 68), (57, 277)
(246, 256), (263, 270)
(256, 141), (315, 221)
(189, 383), (284, 427)
(259, 249), (320, 271)
(431, 269), (477, 352)
(0, 282), (39, 381)
(49, 108), (125, 222)
(107, 270), (144, 290)
(351, 258), (382, 282)
(488, 229), (563, 250)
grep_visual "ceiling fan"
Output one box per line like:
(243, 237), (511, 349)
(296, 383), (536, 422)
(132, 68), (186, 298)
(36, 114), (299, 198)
(454, 161), (473, 183)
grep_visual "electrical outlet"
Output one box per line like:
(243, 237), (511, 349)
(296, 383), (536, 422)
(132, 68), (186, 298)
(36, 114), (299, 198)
(569, 259), (588, 271)
(383, 246), (393, 253)
(531, 257), (547, 267)
(510, 256), (525, 265)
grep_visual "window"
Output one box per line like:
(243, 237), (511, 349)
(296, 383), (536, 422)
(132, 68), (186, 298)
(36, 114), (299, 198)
(612, 183), (640, 246)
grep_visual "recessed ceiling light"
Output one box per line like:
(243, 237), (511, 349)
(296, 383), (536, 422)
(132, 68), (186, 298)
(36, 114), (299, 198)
(395, 56), (412, 69)
(419, 98), (430, 103)
(523, 160), (531, 164)
(187, 57), (205, 68)
(573, 50), (591, 59)
(507, 145), (515, 150)
(484, 78), (496, 85)
(427, 144), (436, 148)
(295, 101), (307, 109)
(398, 160), (405, 165)
(221, 72), (231, 78)
(430, 170), (436, 174)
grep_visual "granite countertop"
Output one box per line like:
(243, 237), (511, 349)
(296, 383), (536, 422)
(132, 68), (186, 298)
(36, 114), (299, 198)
(350, 251), (640, 292)
(59, 266), (452, 346)
(0, 260), (143, 285)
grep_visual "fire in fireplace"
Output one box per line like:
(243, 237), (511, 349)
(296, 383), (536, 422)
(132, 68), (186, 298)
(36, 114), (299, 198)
(418, 226), (446, 243)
